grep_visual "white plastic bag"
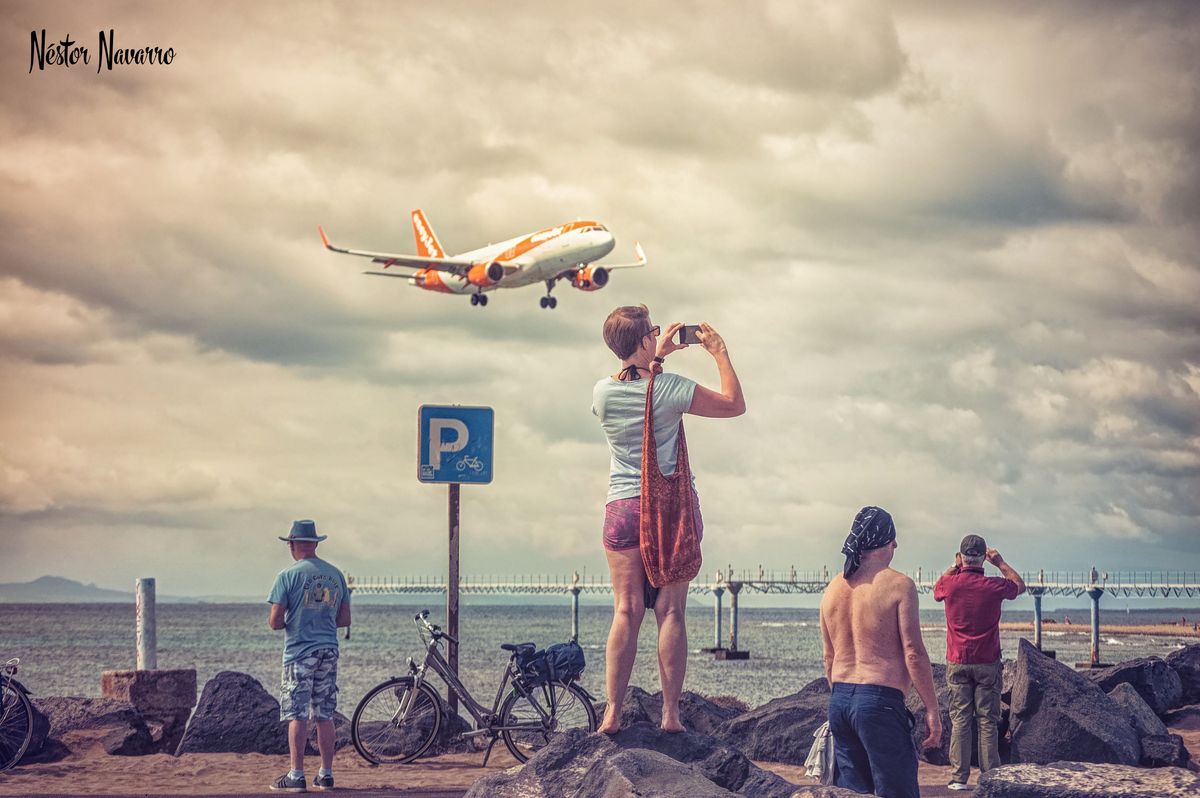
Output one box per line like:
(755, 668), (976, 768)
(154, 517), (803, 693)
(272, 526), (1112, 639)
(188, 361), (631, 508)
(803, 720), (835, 786)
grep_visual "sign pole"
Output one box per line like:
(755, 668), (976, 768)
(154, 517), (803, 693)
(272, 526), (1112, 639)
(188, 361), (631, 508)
(418, 404), (492, 723)
(447, 482), (461, 719)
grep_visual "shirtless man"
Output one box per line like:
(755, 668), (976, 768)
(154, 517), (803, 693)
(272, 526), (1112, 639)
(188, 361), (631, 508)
(819, 506), (940, 798)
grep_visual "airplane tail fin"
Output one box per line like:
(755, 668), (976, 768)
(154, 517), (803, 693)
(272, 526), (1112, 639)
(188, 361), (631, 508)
(411, 209), (446, 258)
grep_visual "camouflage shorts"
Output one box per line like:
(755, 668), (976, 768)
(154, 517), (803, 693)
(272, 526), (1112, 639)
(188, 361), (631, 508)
(279, 648), (339, 721)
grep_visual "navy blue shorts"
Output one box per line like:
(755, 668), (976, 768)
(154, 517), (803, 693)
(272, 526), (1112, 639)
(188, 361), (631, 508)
(828, 682), (919, 798)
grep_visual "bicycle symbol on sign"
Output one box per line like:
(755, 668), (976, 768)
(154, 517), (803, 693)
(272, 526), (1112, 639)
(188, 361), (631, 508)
(455, 455), (484, 473)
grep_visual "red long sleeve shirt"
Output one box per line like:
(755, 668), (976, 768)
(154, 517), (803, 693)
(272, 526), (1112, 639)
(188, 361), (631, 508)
(933, 566), (1019, 664)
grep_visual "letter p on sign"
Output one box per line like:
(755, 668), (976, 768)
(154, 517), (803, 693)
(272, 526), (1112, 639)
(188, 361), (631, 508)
(429, 419), (468, 470)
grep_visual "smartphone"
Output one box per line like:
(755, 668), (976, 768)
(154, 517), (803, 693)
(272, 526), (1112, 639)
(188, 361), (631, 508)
(677, 325), (702, 345)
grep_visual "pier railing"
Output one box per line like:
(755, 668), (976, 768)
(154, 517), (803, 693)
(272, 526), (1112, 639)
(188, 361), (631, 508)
(347, 568), (1200, 665)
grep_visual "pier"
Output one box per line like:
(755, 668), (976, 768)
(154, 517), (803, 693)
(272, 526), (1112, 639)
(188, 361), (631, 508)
(347, 567), (1200, 665)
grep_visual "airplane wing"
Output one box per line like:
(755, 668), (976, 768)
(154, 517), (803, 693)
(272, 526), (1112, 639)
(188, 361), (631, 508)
(362, 270), (424, 281)
(319, 227), (476, 277)
(553, 242), (648, 282)
(601, 242), (647, 270)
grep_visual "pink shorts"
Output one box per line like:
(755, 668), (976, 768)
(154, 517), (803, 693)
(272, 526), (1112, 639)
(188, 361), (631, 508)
(603, 496), (704, 552)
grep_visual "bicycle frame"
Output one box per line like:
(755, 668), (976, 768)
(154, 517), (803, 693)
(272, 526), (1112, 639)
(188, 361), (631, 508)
(400, 622), (556, 736)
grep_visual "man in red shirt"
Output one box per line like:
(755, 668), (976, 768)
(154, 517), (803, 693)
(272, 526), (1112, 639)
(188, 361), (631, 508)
(933, 534), (1025, 791)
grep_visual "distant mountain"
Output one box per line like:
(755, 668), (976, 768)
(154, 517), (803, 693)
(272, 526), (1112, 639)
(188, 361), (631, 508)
(0, 575), (133, 602)
(0, 575), (228, 603)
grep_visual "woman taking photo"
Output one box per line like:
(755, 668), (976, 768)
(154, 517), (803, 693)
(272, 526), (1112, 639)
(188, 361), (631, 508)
(591, 305), (745, 734)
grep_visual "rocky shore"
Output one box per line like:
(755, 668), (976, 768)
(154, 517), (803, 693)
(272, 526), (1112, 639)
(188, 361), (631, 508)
(11, 641), (1200, 797)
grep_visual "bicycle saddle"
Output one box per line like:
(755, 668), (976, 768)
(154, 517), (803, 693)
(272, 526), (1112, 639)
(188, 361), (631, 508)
(500, 642), (537, 655)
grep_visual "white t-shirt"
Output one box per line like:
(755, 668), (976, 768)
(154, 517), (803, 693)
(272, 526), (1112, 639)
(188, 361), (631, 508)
(592, 372), (698, 503)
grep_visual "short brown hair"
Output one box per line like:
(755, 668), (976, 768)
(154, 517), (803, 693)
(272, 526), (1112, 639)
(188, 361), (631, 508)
(603, 305), (651, 360)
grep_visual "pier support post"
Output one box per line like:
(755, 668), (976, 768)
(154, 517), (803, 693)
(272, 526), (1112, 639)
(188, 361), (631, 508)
(714, 583), (750, 660)
(702, 586), (726, 653)
(729, 583), (740, 650)
(713, 587), (724, 649)
(136, 578), (157, 670)
(1031, 589), (1043, 650)
(1088, 587), (1103, 667)
(1074, 584), (1108, 669)
(570, 571), (582, 643)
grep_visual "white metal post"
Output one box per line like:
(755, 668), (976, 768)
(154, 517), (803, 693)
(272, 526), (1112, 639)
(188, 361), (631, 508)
(136, 578), (157, 670)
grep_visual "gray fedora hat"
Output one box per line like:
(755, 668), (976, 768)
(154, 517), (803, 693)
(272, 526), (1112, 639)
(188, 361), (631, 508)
(279, 519), (327, 542)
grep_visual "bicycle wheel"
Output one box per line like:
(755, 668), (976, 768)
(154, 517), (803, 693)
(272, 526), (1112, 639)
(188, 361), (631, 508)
(0, 682), (34, 771)
(499, 680), (596, 763)
(351, 677), (442, 764)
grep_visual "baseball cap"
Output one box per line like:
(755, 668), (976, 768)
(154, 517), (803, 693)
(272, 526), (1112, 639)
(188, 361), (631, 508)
(959, 534), (987, 557)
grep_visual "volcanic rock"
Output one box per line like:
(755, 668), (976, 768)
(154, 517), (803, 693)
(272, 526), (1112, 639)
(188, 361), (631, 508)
(464, 724), (804, 797)
(716, 678), (830, 764)
(36, 696), (143, 736)
(613, 723), (796, 796)
(976, 760), (1200, 797)
(1166, 643), (1200, 706)
(463, 729), (702, 797)
(595, 686), (741, 737)
(1139, 733), (1191, 768)
(1088, 656), (1183, 716)
(1107, 683), (1167, 738)
(1008, 639), (1139, 765)
(176, 671), (288, 754)
(14, 691), (51, 764)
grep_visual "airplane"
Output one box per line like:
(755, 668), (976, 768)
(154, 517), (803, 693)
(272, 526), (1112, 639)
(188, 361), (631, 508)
(319, 210), (646, 309)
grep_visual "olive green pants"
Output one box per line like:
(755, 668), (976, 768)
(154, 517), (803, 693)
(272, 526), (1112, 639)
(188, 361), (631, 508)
(946, 660), (1002, 784)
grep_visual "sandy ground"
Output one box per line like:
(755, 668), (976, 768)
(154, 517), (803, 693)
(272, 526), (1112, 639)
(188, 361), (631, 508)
(2, 712), (1197, 797)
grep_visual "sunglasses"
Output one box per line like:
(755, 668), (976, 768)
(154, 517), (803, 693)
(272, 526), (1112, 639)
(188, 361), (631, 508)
(644, 325), (660, 339)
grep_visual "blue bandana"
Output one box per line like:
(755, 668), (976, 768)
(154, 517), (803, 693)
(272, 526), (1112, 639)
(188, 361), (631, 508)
(841, 506), (896, 578)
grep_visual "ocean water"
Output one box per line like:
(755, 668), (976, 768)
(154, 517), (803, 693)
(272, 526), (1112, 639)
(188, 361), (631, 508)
(1, 603), (1194, 712)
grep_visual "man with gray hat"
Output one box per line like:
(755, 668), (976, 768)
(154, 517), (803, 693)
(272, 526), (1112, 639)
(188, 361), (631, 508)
(268, 520), (351, 792)
(934, 534), (1025, 791)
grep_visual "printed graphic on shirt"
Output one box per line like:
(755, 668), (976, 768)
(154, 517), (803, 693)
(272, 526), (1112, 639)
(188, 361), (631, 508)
(303, 574), (342, 612)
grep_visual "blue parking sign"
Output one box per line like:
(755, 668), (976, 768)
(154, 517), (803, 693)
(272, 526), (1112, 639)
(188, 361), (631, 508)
(418, 405), (494, 484)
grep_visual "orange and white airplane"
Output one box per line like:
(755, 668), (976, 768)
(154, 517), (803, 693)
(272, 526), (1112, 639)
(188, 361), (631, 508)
(319, 210), (646, 308)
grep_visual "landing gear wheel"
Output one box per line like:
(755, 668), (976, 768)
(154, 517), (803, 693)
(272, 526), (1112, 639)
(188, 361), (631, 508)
(548, 297), (557, 309)
(470, 294), (479, 306)
(479, 294), (488, 306)
(539, 297), (549, 309)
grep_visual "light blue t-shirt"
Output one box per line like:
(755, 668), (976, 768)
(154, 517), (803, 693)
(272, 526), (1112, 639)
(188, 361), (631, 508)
(267, 557), (349, 664)
(592, 372), (698, 503)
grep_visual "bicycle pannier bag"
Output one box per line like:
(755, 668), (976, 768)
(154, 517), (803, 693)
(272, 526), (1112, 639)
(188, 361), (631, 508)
(639, 370), (702, 588)
(521, 640), (586, 685)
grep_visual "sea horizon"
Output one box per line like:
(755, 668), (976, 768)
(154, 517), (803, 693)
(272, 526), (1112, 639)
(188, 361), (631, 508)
(4, 602), (1195, 712)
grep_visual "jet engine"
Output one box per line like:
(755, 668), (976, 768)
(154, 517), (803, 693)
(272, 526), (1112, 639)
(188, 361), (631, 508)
(571, 266), (609, 292)
(467, 261), (506, 287)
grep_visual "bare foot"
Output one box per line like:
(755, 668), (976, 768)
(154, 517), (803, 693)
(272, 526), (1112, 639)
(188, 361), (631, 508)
(660, 720), (686, 734)
(597, 713), (621, 735)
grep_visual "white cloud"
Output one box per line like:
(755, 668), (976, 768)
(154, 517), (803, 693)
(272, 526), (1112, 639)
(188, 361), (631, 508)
(1, 1), (1197, 593)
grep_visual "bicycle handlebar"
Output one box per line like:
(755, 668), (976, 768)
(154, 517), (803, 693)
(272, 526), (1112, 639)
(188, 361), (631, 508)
(413, 610), (458, 645)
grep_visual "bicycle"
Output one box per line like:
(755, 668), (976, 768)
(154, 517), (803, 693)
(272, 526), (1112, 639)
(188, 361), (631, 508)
(0, 658), (34, 771)
(350, 610), (596, 766)
(455, 456), (484, 473)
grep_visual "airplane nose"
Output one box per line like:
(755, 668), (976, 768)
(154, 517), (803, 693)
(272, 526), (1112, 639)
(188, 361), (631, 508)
(599, 231), (615, 255)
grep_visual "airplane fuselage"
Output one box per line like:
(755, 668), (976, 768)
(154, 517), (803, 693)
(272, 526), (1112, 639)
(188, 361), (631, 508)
(415, 221), (615, 294)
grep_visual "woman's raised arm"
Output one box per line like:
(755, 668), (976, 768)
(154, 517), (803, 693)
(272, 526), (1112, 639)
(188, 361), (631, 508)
(688, 322), (745, 418)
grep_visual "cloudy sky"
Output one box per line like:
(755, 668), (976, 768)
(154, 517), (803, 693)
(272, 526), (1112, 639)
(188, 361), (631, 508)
(1, 1), (1197, 600)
